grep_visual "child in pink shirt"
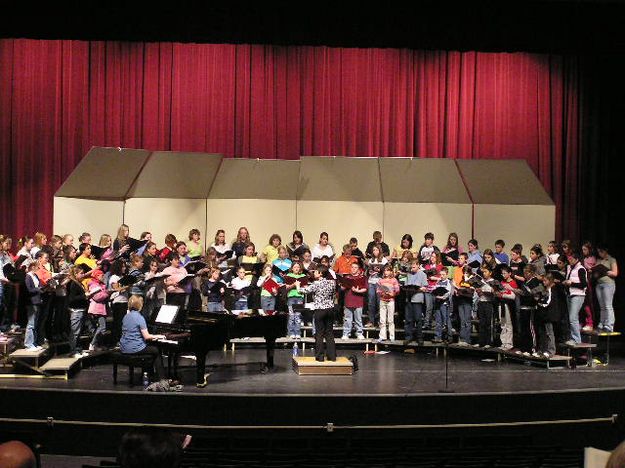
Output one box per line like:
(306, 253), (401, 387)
(376, 265), (400, 342)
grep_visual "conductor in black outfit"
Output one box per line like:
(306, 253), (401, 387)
(296, 265), (337, 361)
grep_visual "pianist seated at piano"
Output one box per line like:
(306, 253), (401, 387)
(120, 295), (166, 380)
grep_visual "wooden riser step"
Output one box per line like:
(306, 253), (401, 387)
(293, 356), (354, 375)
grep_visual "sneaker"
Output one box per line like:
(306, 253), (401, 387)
(80, 350), (90, 357)
(543, 352), (551, 358)
(531, 352), (541, 358)
(515, 350), (523, 355)
(522, 352), (531, 357)
(356, 334), (365, 340)
(88, 344), (96, 352)
(457, 341), (469, 347)
(472, 343), (481, 348)
(565, 340), (577, 346)
(73, 352), (83, 359)
(483, 344), (492, 349)
(341, 335), (349, 340)
(582, 325), (594, 332)
(432, 338), (443, 343)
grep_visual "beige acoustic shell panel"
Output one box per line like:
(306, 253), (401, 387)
(55, 147), (151, 199)
(457, 159), (555, 251)
(473, 205), (556, 254)
(379, 158), (472, 249)
(297, 157), (383, 250)
(298, 156), (382, 202)
(379, 158), (471, 204)
(126, 151), (223, 199)
(296, 201), (384, 252)
(209, 159), (300, 200)
(206, 199), (297, 251)
(53, 197), (124, 241)
(455, 159), (553, 205)
(207, 159), (299, 248)
(383, 203), (473, 253)
(123, 198), (208, 248)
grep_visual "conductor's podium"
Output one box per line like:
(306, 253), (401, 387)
(292, 356), (354, 375)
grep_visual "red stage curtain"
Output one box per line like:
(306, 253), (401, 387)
(0, 39), (580, 241)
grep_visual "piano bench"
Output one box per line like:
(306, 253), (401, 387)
(110, 352), (155, 386)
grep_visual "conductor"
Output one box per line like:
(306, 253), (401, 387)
(296, 265), (337, 362)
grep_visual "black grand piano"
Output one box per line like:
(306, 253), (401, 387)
(152, 310), (288, 387)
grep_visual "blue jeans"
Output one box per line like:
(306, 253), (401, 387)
(68, 308), (85, 353)
(434, 302), (452, 340)
(367, 284), (379, 325)
(25, 304), (39, 348)
(207, 301), (224, 313)
(343, 307), (363, 337)
(424, 292), (434, 326)
(87, 315), (106, 348)
(261, 295), (276, 312)
(287, 297), (303, 336)
(404, 302), (423, 342)
(595, 282), (615, 331)
(568, 295), (585, 343)
(457, 301), (473, 344)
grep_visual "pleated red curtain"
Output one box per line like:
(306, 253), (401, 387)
(0, 39), (580, 241)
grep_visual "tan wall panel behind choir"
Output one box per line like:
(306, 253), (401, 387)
(473, 204), (556, 254)
(123, 198), (208, 248)
(206, 199), (297, 251)
(383, 203), (473, 252)
(379, 158), (471, 203)
(53, 198), (125, 241)
(126, 152), (223, 199)
(54, 147), (151, 199)
(456, 159), (554, 205)
(296, 201), (384, 252)
(298, 157), (382, 202)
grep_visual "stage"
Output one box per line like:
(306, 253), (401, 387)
(2, 345), (625, 456)
(3, 346), (625, 395)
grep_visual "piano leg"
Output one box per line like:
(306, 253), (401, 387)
(195, 349), (211, 388)
(174, 352), (180, 379)
(261, 338), (277, 373)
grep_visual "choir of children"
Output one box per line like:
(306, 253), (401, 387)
(0, 228), (619, 362)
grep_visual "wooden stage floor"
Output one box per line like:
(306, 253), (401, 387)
(2, 346), (625, 395)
